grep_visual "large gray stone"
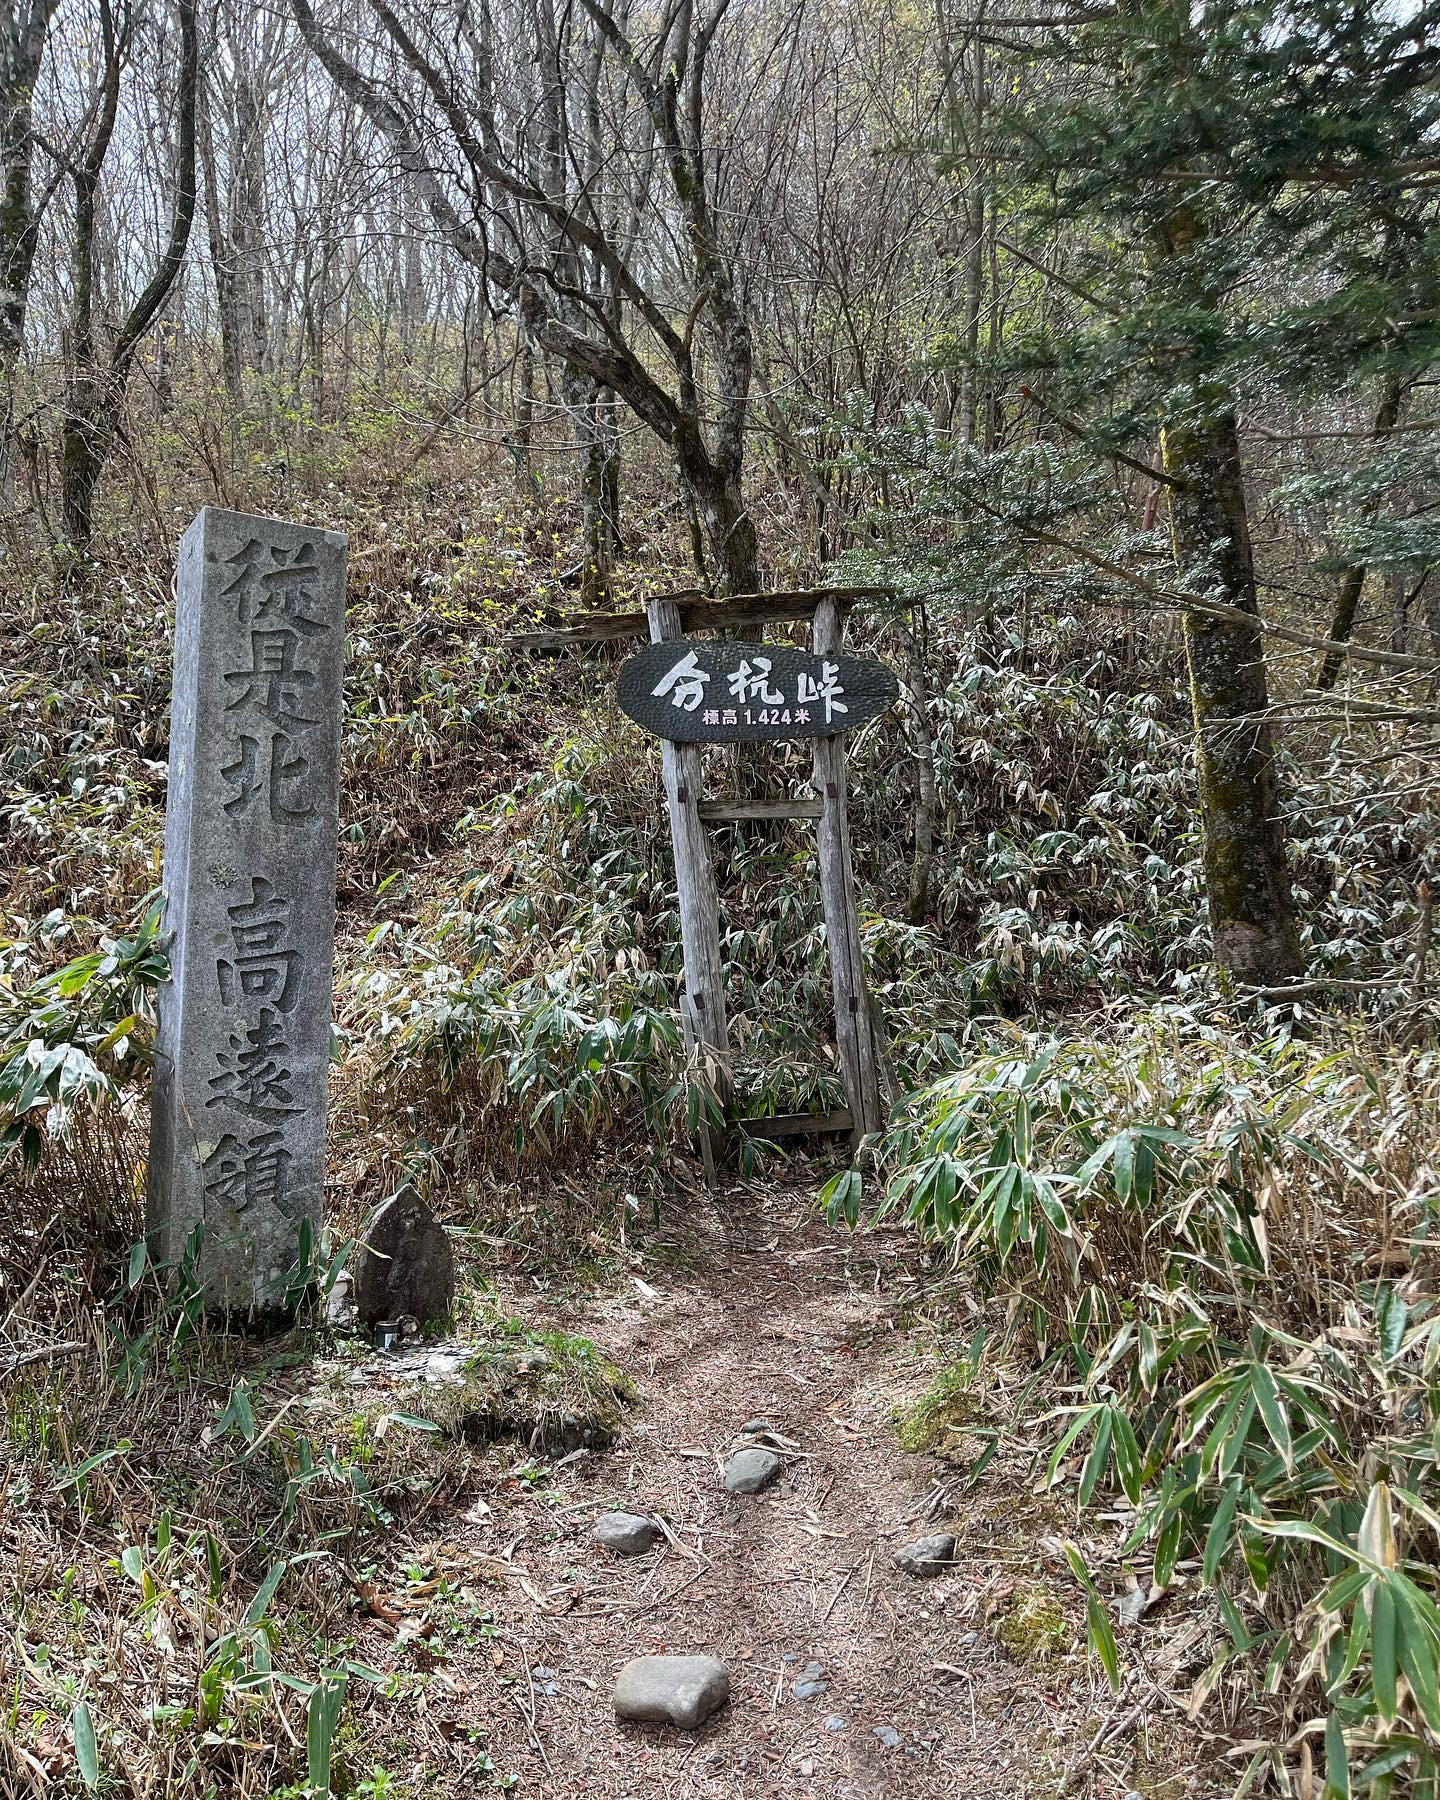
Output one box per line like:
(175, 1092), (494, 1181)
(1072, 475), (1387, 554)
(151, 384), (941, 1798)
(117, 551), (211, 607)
(353, 1187), (455, 1327)
(148, 507), (347, 1314)
(593, 1510), (656, 1555)
(894, 1532), (957, 1577)
(613, 1655), (729, 1729)
(722, 1446), (783, 1493)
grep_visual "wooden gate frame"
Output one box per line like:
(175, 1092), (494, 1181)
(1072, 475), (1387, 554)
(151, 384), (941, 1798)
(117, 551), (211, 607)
(514, 585), (891, 1168)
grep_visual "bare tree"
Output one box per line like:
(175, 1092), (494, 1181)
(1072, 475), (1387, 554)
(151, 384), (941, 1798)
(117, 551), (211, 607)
(1, 0), (61, 504)
(55, 0), (197, 548)
(290, 0), (764, 594)
(198, 3), (285, 405)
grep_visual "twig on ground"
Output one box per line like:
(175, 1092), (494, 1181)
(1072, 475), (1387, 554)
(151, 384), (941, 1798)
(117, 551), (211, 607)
(513, 1640), (555, 1778)
(1057, 1683), (1142, 1795)
(821, 1561), (860, 1623)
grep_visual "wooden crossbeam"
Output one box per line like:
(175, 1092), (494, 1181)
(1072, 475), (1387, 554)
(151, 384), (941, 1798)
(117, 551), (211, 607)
(698, 798), (822, 822)
(509, 586), (892, 649)
(735, 1110), (854, 1139)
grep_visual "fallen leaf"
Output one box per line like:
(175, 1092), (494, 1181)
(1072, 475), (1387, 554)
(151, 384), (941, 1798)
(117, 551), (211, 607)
(354, 1581), (405, 1624)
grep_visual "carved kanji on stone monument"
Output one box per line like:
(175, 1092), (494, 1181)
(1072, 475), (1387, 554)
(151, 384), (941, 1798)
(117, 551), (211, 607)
(148, 507), (347, 1312)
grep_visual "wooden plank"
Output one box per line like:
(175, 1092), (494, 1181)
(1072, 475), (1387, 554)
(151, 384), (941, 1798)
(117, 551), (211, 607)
(698, 798), (822, 822)
(509, 586), (892, 649)
(811, 598), (886, 1146)
(648, 596), (732, 1184)
(511, 611), (650, 648)
(735, 1110), (854, 1139)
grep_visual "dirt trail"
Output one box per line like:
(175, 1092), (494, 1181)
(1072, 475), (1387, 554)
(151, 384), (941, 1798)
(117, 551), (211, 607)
(408, 1185), (1114, 1798)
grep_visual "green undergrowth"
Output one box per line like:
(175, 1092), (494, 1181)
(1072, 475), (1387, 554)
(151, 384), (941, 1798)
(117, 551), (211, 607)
(831, 1011), (1440, 1790)
(7, 600), (1436, 1250)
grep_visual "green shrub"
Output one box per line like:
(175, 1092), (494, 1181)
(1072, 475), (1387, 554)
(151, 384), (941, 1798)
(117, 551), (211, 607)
(833, 1015), (1440, 1789)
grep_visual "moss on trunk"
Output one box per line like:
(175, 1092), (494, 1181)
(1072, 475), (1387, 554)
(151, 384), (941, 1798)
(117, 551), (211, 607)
(1162, 410), (1301, 984)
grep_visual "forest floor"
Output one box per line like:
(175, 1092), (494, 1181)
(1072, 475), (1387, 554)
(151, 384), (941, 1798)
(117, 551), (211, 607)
(340, 1180), (1214, 1800)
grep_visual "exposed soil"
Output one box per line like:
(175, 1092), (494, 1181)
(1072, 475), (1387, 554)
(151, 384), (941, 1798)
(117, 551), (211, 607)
(344, 1184), (1205, 1799)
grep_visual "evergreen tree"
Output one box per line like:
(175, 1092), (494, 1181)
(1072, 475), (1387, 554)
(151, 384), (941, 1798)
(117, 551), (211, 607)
(975, 0), (1440, 983)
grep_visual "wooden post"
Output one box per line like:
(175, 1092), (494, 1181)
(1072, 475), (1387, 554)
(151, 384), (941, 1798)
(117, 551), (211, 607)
(647, 597), (733, 1178)
(811, 598), (885, 1144)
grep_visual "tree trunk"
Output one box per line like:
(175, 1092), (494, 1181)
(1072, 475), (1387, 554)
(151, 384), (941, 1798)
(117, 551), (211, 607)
(60, 371), (121, 546)
(1, 0), (59, 505)
(199, 85), (245, 405)
(1314, 372), (1404, 690)
(510, 326), (542, 537)
(598, 382), (622, 555)
(561, 363), (614, 610)
(1162, 409), (1301, 984)
(675, 421), (759, 595)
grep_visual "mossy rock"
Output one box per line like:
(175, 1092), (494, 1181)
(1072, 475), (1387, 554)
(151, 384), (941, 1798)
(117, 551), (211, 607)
(314, 1321), (638, 1461)
(452, 1330), (637, 1452)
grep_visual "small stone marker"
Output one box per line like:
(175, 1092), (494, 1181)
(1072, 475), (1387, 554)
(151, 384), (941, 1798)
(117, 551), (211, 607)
(613, 1655), (729, 1729)
(353, 1185), (455, 1327)
(593, 1510), (656, 1556)
(894, 1531), (957, 1577)
(147, 506), (346, 1312)
(722, 1446), (783, 1493)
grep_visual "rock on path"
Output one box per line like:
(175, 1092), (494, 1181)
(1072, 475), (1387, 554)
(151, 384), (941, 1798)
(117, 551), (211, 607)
(592, 1510), (656, 1555)
(613, 1655), (730, 1729)
(895, 1531), (958, 1576)
(721, 1446), (783, 1493)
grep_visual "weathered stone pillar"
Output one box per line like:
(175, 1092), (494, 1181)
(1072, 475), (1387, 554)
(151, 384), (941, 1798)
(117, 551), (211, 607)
(148, 506), (347, 1312)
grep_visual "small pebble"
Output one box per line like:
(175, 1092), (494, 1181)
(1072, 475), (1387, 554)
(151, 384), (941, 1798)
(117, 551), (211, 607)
(824, 1715), (848, 1733)
(873, 1724), (902, 1748)
(792, 1658), (827, 1700)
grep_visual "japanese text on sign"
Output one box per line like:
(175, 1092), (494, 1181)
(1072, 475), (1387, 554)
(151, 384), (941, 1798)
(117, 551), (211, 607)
(616, 639), (897, 745)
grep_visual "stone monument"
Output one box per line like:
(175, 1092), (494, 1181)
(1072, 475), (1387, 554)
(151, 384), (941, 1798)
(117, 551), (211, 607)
(353, 1186), (456, 1328)
(147, 506), (347, 1312)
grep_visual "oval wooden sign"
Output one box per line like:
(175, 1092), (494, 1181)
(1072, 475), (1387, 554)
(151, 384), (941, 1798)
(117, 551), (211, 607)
(618, 639), (898, 743)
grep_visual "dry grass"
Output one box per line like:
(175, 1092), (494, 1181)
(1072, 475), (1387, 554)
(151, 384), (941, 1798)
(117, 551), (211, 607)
(0, 1261), (647, 1799)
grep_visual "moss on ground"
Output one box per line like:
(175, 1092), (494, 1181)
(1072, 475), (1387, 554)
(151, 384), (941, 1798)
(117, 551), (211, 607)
(321, 1315), (638, 1462)
(996, 1584), (1072, 1665)
(453, 1319), (638, 1451)
(894, 1361), (984, 1455)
